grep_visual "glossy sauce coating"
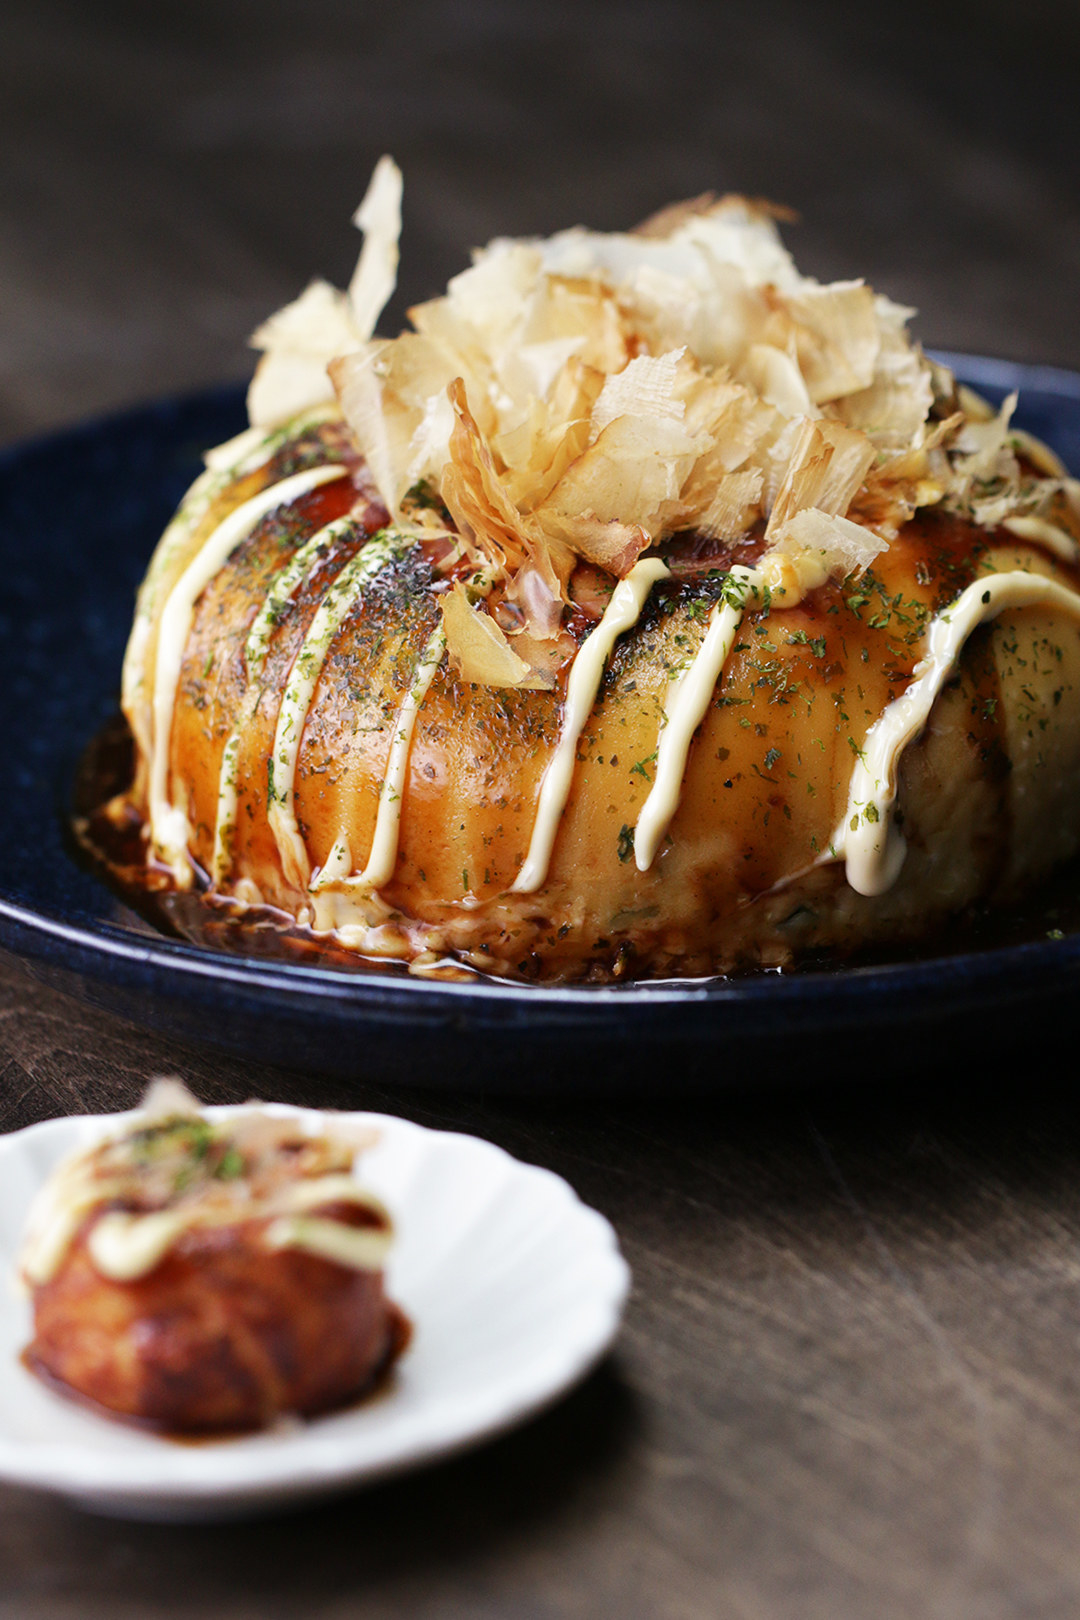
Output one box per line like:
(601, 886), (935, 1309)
(120, 418), (1080, 979)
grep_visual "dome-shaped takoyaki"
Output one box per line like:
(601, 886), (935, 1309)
(114, 160), (1080, 979)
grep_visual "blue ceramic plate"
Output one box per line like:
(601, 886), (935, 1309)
(1, 357), (1078, 1091)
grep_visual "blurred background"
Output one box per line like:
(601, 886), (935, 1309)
(2, 0), (1079, 444)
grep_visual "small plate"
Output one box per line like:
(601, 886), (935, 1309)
(0, 1107), (629, 1520)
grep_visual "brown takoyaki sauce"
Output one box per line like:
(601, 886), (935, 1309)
(77, 504), (1073, 979)
(101, 171), (1080, 981)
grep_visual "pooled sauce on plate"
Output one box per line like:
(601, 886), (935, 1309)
(71, 706), (1080, 978)
(71, 716), (471, 979)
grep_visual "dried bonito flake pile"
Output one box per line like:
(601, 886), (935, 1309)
(246, 156), (1080, 688)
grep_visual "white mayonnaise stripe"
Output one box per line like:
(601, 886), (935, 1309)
(264, 1215), (393, 1272)
(212, 515), (360, 886)
(122, 463), (224, 761)
(267, 528), (415, 889)
(25, 1163), (388, 1285)
(283, 619), (445, 899)
(512, 557), (671, 894)
(149, 463), (350, 880)
(1002, 515), (1080, 564)
(88, 1210), (191, 1282)
(836, 570), (1080, 897)
(245, 519), (358, 677)
(635, 565), (763, 871)
(356, 623), (447, 890)
(121, 403), (339, 758)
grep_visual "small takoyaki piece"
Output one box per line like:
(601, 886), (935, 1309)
(19, 1081), (405, 1432)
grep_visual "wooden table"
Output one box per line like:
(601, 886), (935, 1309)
(3, 3), (1080, 1614)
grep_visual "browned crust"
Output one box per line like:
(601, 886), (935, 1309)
(27, 1221), (402, 1432)
(117, 435), (1080, 981)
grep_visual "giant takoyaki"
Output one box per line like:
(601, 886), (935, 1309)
(113, 159), (1080, 980)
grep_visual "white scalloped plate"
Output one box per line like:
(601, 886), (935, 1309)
(0, 1107), (629, 1520)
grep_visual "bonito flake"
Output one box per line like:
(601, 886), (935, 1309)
(245, 160), (1074, 685)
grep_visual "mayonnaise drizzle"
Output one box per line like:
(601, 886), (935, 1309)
(122, 404), (339, 763)
(312, 622), (448, 896)
(19, 1176), (124, 1289)
(87, 1210), (192, 1282)
(33, 1177), (390, 1283)
(835, 569), (1080, 895)
(77, 1181), (391, 1282)
(20, 1134), (391, 1285)
(148, 463), (350, 881)
(512, 557), (671, 894)
(212, 514), (359, 885)
(1002, 514), (1080, 564)
(267, 527), (416, 888)
(123, 463), (224, 764)
(264, 1214), (393, 1271)
(634, 565), (763, 870)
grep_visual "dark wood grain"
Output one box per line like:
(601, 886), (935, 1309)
(4, 0), (1080, 449)
(7, 952), (1080, 1619)
(3, 1), (1080, 1614)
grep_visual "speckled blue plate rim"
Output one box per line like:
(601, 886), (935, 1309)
(0, 356), (1078, 1062)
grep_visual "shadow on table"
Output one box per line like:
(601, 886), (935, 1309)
(8, 959), (1080, 1615)
(0, 1358), (638, 1612)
